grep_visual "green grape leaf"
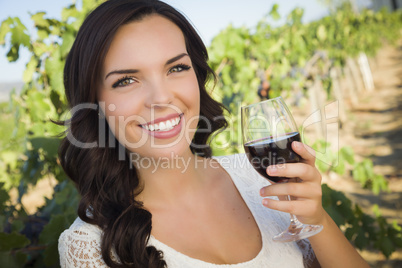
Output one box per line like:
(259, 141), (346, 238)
(82, 0), (101, 13)
(337, 200), (354, 222)
(10, 18), (30, 47)
(11, 220), (24, 233)
(390, 221), (402, 247)
(332, 156), (345, 175)
(324, 205), (345, 226)
(60, 31), (75, 57)
(62, 5), (79, 21)
(23, 56), (38, 83)
(25, 90), (54, 122)
(45, 49), (65, 95)
(43, 241), (59, 266)
(0, 216), (5, 232)
(37, 28), (49, 40)
(6, 45), (19, 62)
(0, 17), (13, 45)
(0, 183), (10, 211)
(345, 227), (357, 240)
(354, 228), (369, 249)
(362, 159), (374, 179)
(372, 174), (388, 195)
(340, 146), (355, 165)
(321, 184), (333, 207)
(269, 4), (281, 21)
(29, 137), (60, 160)
(39, 214), (72, 245)
(352, 163), (366, 185)
(50, 20), (62, 36)
(317, 25), (327, 41)
(31, 12), (49, 28)
(0, 232), (30, 251)
(32, 42), (49, 57)
(0, 251), (27, 268)
(378, 236), (395, 258)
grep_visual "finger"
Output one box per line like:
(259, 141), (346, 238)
(262, 198), (319, 217)
(266, 163), (320, 182)
(292, 141), (316, 166)
(260, 182), (322, 199)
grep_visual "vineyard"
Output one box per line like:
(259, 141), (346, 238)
(0, 1), (402, 267)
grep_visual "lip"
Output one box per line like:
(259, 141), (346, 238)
(140, 113), (184, 139)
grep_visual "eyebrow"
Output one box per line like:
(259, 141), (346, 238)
(104, 53), (189, 80)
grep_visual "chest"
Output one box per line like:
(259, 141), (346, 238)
(150, 181), (262, 264)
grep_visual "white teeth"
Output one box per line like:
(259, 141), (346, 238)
(159, 122), (166, 130)
(143, 116), (181, 132)
(166, 120), (172, 129)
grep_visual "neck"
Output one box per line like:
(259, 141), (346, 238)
(134, 150), (209, 208)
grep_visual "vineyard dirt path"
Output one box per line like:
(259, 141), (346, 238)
(321, 42), (402, 267)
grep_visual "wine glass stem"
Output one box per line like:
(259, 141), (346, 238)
(286, 194), (304, 234)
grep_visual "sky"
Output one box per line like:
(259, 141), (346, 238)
(0, 0), (330, 83)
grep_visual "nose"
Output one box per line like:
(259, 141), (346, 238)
(144, 78), (174, 109)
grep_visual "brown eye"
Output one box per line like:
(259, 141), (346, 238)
(170, 66), (182, 73)
(168, 64), (191, 74)
(112, 77), (135, 88)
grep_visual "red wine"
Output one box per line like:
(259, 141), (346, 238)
(244, 132), (301, 183)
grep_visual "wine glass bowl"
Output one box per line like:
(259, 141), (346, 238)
(243, 132), (301, 183)
(241, 96), (323, 242)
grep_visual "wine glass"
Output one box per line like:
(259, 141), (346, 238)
(241, 96), (323, 242)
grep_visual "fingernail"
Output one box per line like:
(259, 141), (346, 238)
(260, 188), (264, 196)
(294, 141), (300, 149)
(268, 165), (277, 174)
(262, 199), (269, 206)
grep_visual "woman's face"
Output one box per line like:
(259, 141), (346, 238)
(98, 14), (200, 159)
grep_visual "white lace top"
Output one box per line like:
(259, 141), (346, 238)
(58, 154), (314, 267)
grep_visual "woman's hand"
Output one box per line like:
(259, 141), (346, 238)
(260, 141), (370, 267)
(259, 141), (326, 225)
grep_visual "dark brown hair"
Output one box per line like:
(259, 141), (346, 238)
(59, 0), (227, 267)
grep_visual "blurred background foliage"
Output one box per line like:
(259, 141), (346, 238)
(0, 0), (402, 266)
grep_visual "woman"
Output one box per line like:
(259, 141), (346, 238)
(58, 0), (369, 267)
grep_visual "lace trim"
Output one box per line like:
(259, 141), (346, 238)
(59, 223), (107, 267)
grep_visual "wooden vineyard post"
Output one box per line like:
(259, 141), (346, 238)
(308, 79), (327, 140)
(358, 52), (375, 92)
(343, 64), (359, 108)
(330, 67), (346, 126)
(346, 57), (365, 94)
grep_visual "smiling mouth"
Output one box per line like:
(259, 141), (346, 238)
(140, 114), (183, 132)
